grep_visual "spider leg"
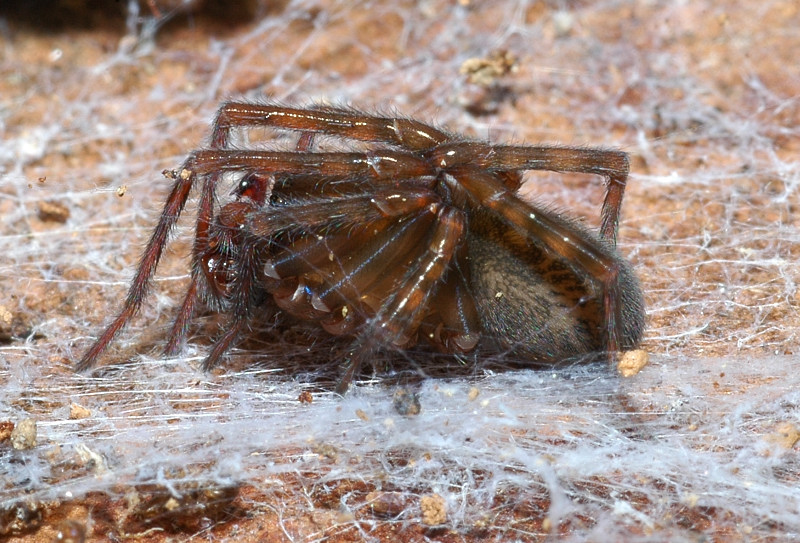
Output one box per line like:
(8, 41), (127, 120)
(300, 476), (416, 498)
(212, 102), (450, 150)
(443, 165), (644, 357)
(335, 207), (465, 394)
(76, 169), (197, 371)
(284, 212), (438, 313)
(373, 206), (466, 346)
(430, 143), (630, 243)
(164, 274), (199, 356)
(268, 210), (437, 329)
(245, 187), (439, 238)
(163, 168), (217, 357)
(185, 149), (436, 181)
(421, 265), (481, 353)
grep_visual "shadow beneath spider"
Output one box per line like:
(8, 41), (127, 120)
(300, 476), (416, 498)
(218, 317), (612, 392)
(80, 310), (612, 391)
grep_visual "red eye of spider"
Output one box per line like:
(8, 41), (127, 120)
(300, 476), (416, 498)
(234, 173), (270, 204)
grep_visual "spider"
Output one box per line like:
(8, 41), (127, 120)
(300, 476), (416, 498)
(77, 102), (645, 393)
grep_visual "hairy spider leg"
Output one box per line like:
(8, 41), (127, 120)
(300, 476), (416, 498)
(212, 102), (450, 151)
(168, 108), (250, 346)
(373, 207), (466, 346)
(444, 165), (644, 356)
(162, 167), (216, 356)
(246, 188), (439, 237)
(429, 143), (630, 243)
(335, 207), (465, 394)
(420, 254), (481, 353)
(76, 169), (196, 371)
(185, 149), (436, 180)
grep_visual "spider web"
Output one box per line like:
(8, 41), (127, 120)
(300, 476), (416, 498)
(1, 0), (799, 541)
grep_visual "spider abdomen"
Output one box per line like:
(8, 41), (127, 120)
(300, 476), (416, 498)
(465, 211), (644, 360)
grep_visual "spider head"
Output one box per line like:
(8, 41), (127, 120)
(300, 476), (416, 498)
(200, 200), (254, 304)
(200, 173), (273, 304)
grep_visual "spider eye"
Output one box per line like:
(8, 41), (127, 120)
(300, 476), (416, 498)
(234, 173), (270, 204)
(270, 193), (289, 206)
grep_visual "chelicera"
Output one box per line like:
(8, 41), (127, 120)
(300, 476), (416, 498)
(77, 102), (645, 393)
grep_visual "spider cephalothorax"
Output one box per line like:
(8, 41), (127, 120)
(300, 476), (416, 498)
(78, 102), (645, 393)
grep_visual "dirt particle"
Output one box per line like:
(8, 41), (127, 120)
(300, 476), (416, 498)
(37, 200), (70, 223)
(764, 422), (800, 449)
(420, 493), (447, 526)
(0, 421), (13, 443)
(617, 349), (649, 377)
(459, 50), (517, 86)
(69, 403), (92, 420)
(10, 418), (37, 450)
(392, 388), (421, 416)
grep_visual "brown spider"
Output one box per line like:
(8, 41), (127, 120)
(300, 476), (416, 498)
(77, 102), (645, 393)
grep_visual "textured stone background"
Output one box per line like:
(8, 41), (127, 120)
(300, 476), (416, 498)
(1, 1), (798, 541)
